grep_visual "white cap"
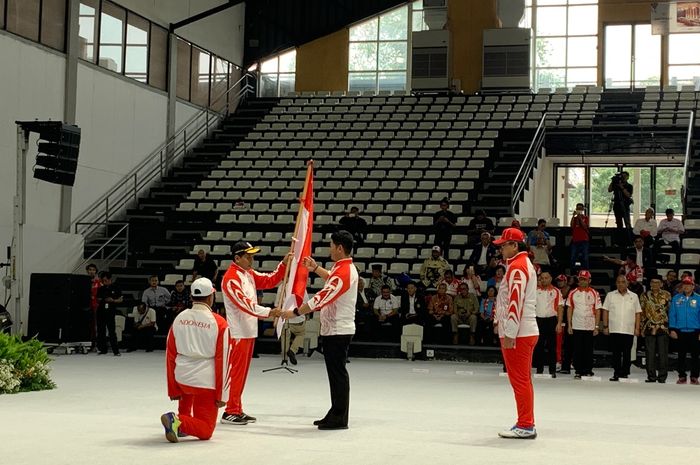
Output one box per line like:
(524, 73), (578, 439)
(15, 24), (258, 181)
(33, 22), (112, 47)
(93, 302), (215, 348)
(191, 277), (215, 297)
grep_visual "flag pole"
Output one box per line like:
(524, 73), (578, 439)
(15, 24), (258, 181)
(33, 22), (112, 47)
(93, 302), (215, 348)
(275, 159), (314, 310)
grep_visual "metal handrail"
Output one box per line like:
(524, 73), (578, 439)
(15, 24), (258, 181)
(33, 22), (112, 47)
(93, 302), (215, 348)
(71, 72), (257, 237)
(72, 222), (129, 273)
(511, 113), (547, 216)
(682, 110), (696, 218)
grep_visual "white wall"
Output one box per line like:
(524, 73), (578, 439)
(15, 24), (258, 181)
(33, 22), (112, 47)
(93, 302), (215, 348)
(176, 100), (202, 130)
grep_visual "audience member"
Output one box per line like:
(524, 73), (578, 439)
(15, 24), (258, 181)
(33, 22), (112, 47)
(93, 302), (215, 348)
(432, 198), (458, 257)
(601, 276), (641, 381)
(628, 236), (654, 272)
(479, 286), (498, 346)
(663, 270), (679, 294)
(527, 219), (550, 246)
(669, 277), (700, 384)
(466, 210), (495, 244)
(569, 203), (590, 271)
(486, 265), (506, 289)
(399, 281), (426, 326)
(566, 270), (602, 379)
(452, 283), (479, 345)
(420, 246), (449, 290)
(603, 254), (643, 284)
(655, 208), (685, 257)
(438, 269), (460, 297)
(96, 272), (122, 356)
(368, 264), (395, 295)
(640, 275), (671, 383)
(672, 271), (700, 295)
(339, 206), (367, 252)
(86, 264), (101, 351)
(192, 249), (219, 282)
(531, 233), (552, 269)
(468, 232), (497, 278)
(427, 283), (453, 343)
(142, 275), (172, 334)
(128, 302), (157, 352)
(461, 265), (483, 298)
(633, 207), (657, 248)
(168, 280), (192, 317)
(373, 285), (401, 330)
(355, 278), (376, 336)
(608, 171), (634, 245)
(534, 272), (563, 376)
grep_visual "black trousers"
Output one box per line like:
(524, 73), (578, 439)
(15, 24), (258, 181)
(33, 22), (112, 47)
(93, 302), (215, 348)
(322, 334), (353, 426)
(96, 308), (119, 355)
(645, 333), (669, 381)
(130, 326), (155, 351)
(427, 315), (452, 344)
(534, 316), (558, 374)
(560, 323), (573, 371)
(677, 330), (700, 379)
(435, 231), (452, 257)
(572, 329), (594, 375)
(610, 333), (634, 378)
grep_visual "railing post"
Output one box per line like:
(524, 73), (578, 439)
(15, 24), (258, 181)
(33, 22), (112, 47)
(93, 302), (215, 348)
(183, 129), (188, 157)
(133, 173), (137, 202)
(105, 198), (110, 230)
(160, 150), (164, 177)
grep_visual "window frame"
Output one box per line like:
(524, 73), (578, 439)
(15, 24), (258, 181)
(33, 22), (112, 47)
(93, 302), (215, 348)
(257, 48), (297, 97)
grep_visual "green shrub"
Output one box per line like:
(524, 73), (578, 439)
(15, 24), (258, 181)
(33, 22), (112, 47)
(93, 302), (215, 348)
(0, 333), (56, 394)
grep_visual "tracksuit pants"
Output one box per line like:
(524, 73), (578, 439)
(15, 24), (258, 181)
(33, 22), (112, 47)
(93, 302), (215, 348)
(178, 386), (218, 440)
(225, 337), (255, 415)
(501, 335), (538, 429)
(534, 316), (557, 374)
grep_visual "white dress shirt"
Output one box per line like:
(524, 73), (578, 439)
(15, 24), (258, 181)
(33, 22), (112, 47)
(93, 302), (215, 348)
(602, 290), (642, 335)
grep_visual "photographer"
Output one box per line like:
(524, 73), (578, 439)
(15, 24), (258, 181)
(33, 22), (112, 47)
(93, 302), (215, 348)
(569, 203), (590, 272)
(607, 171), (633, 245)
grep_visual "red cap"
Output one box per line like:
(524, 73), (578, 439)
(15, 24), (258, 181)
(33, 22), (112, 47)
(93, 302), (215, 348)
(555, 274), (568, 282)
(682, 276), (695, 285)
(578, 270), (591, 279)
(493, 228), (526, 246)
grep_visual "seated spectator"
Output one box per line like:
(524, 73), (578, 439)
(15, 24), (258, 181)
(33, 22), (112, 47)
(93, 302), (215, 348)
(466, 210), (495, 244)
(142, 275), (171, 334)
(355, 278), (377, 338)
(531, 232), (552, 268)
(486, 265), (506, 289)
(484, 257), (502, 280)
(478, 286), (498, 345)
(233, 198), (247, 210)
(339, 206), (367, 252)
(399, 281), (426, 326)
(369, 264), (395, 296)
(654, 208), (685, 257)
(168, 280), (192, 316)
(427, 283), (453, 343)
(604, 254), (644, 284)
(527, 219), (551, 247)
(628, 236), (654, 272)
(633, 207), (658, 248)
(128, 302), (157, 352)
(433, 198), (458, 257)
(468, 232), (497, 278)
(438, 269), (461, 297)
(460, 265), (483, 298)
(663, 270), (679, 294)
(673, 271), (700, 295)
(373, 285), (401, 333)
(420, 246), (449, 290)
(192, 249), (219, 282)
(452, 283), (479, 345)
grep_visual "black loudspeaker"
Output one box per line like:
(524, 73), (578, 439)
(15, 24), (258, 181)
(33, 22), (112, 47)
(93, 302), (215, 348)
(28, 273), (91, 343)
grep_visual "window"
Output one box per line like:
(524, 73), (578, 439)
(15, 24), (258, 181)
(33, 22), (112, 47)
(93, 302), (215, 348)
(98, 1), (125, 73)
(176, 38), (192, 100)
(125, 13), (148, 82)
(148, 24), (168, 90)
(522, 0), (599, 90)
(40, 0), (66, 51)
(668, 33), (700, 87)
(0, 0), (5, 29)
(604, 24), (660, 89)
(411, 0), (428, 32)
(259, 49), (296, 97)
(6, 0), (41, 42)
(191, 46), (211, 106)
(78, 0), (99, 62)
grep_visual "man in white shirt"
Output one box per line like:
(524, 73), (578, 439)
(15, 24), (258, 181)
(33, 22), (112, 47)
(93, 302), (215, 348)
(534, 272), (563, 376)
(566, 270), (602, 379)
(654, 208), (685, 256)
(128, 302), (157, 352)
(373, 285), (401, 330)
(633, 207), (657, 248)
(601, 275), (641, 381)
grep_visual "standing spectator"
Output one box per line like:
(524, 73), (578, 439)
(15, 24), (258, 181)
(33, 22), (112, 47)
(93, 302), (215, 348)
(368, 264), (395, 295)
(663, 270), (679, 294)
(633, 207), (658, 248)
(192, 249), (219, 282)
(492, 228), (539, 440)
(566, 270), (602, 379)
(556, 274), (574, 374)
(461, 265), (483, 298)
(373, 285), (401, 330)
(534, 272), (563, 377)
(96, 272), (123, 356)
(128, 302), (157, 352)
(168, 280), (192, 317)
(640, 276), (671, 383)
(420, 246), (449, 290)
(466, 210), (495, 245)
(433, 198), (458, 257)
(339, 206), (367, 253)
(162, 277), (230, 443)
(601, 276), (642, 381)
(655, 208), (685, 257)
(399, 281), (426, 326)
(86, 264), (101, 352)
(526, 219), (550, 247)
(669, 277), (700, 384)
(427, 283), (453, 343)
(438, 269), (461, 297)
(570, 203), (590, 272)
(479, 286), (498, 345)
(355, 278), (376, 338)
(608, 171), (634, 245)
(468, 232), (497, 278)
(142, 276), (172, 334)
(452, 283), (480, 345)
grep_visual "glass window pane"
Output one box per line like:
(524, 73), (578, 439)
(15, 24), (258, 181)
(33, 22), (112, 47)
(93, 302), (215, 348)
(260, 74), (278, 97)
(7, 0), (40, 42)
(279, 73), (295, 96)
(412, 11), (427, 32)
(536, 37), (566, 67)
(41, 0), (66, 51)
(537, 0), (567, 5)
(378, 42), (407, 70)
(566, 67), (597, 86)
(567, 5), (597, 36)
(99, 1), (125, 73)
(413, 0), (423, 9)
(536, 7), (567, 37)
(191, 47), (211, 107)
(668, 65), (700, 86)
(656, 168), (684, 216)
(79, 0), (98, 62)
(349, 42), (378, 71)
(567, 36), (597, 67)
(536, 68), (565, 89)
(350, 18), (378, 42)
(261, 56), (278, 73)
(378, 71), (406, 91)
(604, 25), (631, 88)
(210, 56), (228, 110)
(0, 0), (5, 29)
(634, 25), (660, 88)
(125, 13), (148, 82)
(379, 7), (408, 41)
(279, 50), (296, 73)
(519, 7), (532, 29)
(148, 24), (168, 91)
(669, 33), (700, 65)
(349, 72), (377, 92)
(228, 64), (242, 109)
(176, 38), (191, 100)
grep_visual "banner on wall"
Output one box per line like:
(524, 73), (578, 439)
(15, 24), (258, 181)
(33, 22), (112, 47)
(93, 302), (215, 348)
(652, 2), (700, 35)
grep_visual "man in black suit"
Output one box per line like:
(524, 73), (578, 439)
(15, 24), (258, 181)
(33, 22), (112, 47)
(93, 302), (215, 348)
(339, 207), (367, 253)
(468, 232), (498, 278)
(355, 277), (376, 340)
(399, 281), (426, 326)
(627, 236), (655, 276)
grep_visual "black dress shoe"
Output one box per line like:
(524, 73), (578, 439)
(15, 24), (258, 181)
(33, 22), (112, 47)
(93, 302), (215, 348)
(287, 350), (298, 365)
(609, 376), (619, 382)
(645, 378), (657, 383)
(313, 418), (327, 426)
(318, 423), (348, 430)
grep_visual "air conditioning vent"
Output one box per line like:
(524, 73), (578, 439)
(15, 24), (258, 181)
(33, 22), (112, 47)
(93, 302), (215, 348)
(482, 28), (531, 91)
(411, 30), (450, 90)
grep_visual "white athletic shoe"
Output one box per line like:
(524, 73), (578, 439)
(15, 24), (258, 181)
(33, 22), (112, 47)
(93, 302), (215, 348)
(498, 425), (537, 439)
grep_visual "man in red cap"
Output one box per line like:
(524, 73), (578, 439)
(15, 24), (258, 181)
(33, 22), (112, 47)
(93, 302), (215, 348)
(492, 228), (539, 439)
(566, 270), (602, 379)
(669, 276), (700, 384)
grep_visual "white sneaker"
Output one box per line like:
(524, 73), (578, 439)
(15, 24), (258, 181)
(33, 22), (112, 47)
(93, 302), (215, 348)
(498, 425), (537, 439)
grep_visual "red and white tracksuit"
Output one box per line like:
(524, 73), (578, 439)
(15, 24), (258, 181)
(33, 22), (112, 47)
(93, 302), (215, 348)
(166, 303), (230, 440)
(495, 251), (539, 429)
(308, 258), (358, 335)
(221, 261), (286, 415)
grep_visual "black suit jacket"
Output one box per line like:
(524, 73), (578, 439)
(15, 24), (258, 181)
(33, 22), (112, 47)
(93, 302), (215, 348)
(624, 247), (654, 271)
(399, 292), (427, 321)
(468, 244), (497, 267)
